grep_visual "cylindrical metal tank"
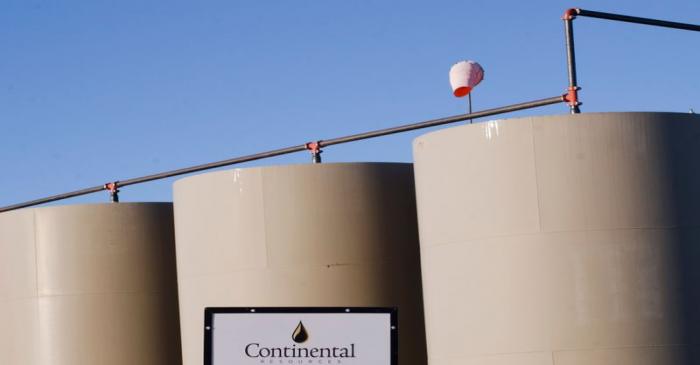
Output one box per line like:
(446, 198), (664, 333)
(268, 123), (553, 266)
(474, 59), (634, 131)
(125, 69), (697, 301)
(0, 203), (182, 365)
(173, 163), (426, 365)
(413, 112), (700, 365)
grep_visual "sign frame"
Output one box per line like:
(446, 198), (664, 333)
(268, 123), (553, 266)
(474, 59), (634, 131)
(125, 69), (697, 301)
(204, 307), (398, 365)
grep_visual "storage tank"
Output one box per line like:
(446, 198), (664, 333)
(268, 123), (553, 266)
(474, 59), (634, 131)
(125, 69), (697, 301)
(413, 112), (700, 364)
(0, 203), (182, 365)
(173, 163), (427, 365)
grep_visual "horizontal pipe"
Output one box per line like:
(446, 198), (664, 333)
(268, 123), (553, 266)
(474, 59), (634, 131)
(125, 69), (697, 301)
(0, 95), (565, 213)
(563, 17), (580, 114)
(321, 95), (564, 147)
(0, 185), (106, 213)
(118, 144), (307, 187)
(575, 9), (700, 32)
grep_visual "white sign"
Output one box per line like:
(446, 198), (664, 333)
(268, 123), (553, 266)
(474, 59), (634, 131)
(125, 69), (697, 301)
(204, 308), (397, 365)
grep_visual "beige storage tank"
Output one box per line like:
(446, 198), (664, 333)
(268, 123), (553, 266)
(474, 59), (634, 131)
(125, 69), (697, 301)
(413, 112), (700, 365)
(0, 203), (182, 365)
(173, 163), (427, 365)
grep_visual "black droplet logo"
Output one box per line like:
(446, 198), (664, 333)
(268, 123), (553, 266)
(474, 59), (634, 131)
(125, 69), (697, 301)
(292, 321), (309, 343)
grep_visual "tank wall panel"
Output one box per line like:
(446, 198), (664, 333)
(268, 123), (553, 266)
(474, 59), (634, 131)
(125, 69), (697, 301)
(0, 203), (182, 365)
(414, 113), (700, 365)
(174, 163), (427, 365)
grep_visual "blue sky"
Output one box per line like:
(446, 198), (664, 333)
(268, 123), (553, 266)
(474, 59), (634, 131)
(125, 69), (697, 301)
(2, 0), (699, 207)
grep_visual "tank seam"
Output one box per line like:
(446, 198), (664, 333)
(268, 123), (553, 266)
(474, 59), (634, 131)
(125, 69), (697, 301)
(429, 343), (687, 360)
(178, 260), (412, 277)
(260, 171), (270, 269)
(422, 225), (700, 248)
(17, 290), (177, 299)
(530, 117), (543, 233)
(552, 343), (688, 353)
(32, 210), (39, 297)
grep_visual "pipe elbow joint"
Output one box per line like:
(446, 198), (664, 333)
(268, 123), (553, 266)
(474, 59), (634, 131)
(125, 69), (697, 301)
(562, 8), (580, 20)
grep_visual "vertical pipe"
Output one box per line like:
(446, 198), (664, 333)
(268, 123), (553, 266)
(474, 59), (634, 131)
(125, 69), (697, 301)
(106, 182), (120, 203)
(468, 93), (473, 124)
(564, 17), (581, 114)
